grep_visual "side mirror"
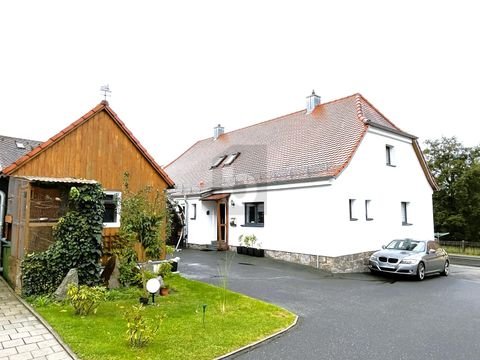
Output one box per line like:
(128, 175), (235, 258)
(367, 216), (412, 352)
(428, 249), (436, 254)
(381, 245), (386, 249)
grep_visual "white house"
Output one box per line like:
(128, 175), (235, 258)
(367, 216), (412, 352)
(165, 92), (438, 272)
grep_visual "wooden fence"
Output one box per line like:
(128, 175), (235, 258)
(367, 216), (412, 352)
(439, 240), (480, 250)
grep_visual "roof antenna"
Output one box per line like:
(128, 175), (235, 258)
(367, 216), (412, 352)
(100, 84), (112, 102)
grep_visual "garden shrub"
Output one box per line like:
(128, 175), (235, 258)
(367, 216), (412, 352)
(67, 284), (106, 316)
(22, 184), (105, 296)
(124, 304), (160, 347)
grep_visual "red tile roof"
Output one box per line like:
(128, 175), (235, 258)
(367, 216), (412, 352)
(165, 93), (436, 194)
(1, 101), (175, 187)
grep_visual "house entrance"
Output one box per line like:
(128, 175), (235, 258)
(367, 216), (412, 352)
(216, 199), (229, 250)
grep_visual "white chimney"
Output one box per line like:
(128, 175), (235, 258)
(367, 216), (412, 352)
(306, 90), (321, 114)
(213, 124), (224, 140)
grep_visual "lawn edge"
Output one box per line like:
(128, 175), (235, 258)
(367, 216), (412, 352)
(214, 314), (299, 359)
(0, 277), (80, 360)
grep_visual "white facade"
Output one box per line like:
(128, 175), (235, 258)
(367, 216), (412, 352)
(172, 128), (435, 257)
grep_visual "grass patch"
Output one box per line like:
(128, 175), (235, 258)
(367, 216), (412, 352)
(443, 246), (480, 256)
(31, 275), (295, 360)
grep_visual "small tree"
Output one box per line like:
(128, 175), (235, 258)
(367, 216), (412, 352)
(117, 173), (171, 260)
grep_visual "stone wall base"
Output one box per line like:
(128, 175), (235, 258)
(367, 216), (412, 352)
(264, 249), (376, 273)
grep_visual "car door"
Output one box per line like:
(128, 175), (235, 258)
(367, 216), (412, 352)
(425, 241), (443, 273)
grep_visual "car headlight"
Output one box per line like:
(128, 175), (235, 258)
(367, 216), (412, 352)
(369, 255), (378, 261)
(400, 259), (418, 264)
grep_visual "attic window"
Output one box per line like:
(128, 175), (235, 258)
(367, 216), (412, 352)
(15, 141), (26, 149)
(211, 155), (227, 169)
(223, 152), (240, 166)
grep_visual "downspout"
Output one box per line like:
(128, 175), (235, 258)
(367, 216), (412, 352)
(0, 190), (6, 239)
(183, 195), (188, 248)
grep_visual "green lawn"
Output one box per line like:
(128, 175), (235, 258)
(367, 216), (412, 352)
(32, 276), (296, 360)
(443, 246), (480, 256)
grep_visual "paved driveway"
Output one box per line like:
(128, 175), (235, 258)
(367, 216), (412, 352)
(179, 249), (480, 360)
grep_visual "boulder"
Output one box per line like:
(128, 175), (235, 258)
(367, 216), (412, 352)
(54, 268), (78, 300)
(108, 257), (121, 289)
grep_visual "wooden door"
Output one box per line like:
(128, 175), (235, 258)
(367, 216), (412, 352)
(216, 199), (228, 250)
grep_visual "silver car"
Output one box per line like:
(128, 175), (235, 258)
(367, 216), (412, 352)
(369, 239), (449, 280)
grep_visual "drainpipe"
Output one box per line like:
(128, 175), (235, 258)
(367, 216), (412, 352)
(183, 195), (188, 247)
(0, 190), (6, 239)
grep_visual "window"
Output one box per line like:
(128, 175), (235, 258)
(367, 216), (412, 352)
(244, 202), (264, 227)
(386, 145), (395, 166)
(103, 191), (121, 227)
(349, 199), (358, 221)
(401, 201), (411, 225)
(190, 203), (197, 220)
(15, 141), (25, 149)
(223, 152), (240, 166)
(365, 200), (373, 221)
(211, 155), (227, 169)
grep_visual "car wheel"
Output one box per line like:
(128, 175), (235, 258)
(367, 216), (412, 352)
(442, 260), (450, 276)
(417, 262), (425, 281)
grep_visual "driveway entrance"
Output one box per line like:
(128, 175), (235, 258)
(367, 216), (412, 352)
(180, 249), (480, 360)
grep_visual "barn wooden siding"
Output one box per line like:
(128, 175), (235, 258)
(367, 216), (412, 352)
(8, 108), (169, 263)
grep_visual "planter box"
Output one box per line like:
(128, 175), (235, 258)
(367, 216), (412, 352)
(237, 246), (246, 255)
(253, 248), (265, 257)
(247, 247), (255, 256)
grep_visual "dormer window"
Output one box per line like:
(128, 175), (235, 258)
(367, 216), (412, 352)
(15, 141), (26, 149)
(386, 145), (395, 166)
(223, 152), (240, 167)
(211, 155), (227, 169)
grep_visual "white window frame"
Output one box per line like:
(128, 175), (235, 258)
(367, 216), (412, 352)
(386, 145), (395, 166)
(190, 203), (197, 220)
(401, 201), (411, 226)
(103, 191), (121, 228)
(349, 199), (358, 221)
(365, 200), (373, 221)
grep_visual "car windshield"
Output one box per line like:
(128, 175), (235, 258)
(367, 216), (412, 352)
(385, 240), (425, 252)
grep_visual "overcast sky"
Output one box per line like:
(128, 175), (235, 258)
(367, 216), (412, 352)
(1, 1), (478, 166)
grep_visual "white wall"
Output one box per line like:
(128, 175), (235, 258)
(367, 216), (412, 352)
(173, 128), (434, 257)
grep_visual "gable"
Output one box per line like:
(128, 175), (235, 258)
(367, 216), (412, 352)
(3, 103), (174, 192)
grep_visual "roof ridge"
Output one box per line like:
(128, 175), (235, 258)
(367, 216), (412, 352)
(0, 134), (42, 143)
(206, 93), (363, 140)
(358, 94), (402, 131)
(2, 103), (174, 187)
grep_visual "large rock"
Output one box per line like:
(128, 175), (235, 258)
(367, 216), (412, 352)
(54, 268), (78, 300)
(108, 257), (121, 289)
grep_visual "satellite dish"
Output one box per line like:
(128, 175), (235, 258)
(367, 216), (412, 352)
(146, 278), (161, 294)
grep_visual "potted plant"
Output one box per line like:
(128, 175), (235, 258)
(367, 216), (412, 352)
(138, 267), (156, 305)
(160, 284), (170, 296)
(242, 234), (258, 256)
(237, 235), (247, 255)
(157, 261), (172, 296)
(164, 245), (179, 272)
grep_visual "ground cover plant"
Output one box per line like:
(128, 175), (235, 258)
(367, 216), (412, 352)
(31, 275), (295, 360)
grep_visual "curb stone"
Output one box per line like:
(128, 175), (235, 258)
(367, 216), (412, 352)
(0, 276), (79, 360)
(215, 315), (299, 359)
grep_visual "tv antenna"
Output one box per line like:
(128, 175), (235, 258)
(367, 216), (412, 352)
(100, 84), (112, 100)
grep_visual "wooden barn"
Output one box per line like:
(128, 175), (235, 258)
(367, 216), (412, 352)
(0, 100), (174, 288)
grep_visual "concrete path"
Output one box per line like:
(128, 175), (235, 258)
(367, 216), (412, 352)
(0, 277), (74, 360)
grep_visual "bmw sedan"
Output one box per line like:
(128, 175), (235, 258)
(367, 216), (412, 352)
(369, 239), (449, 280)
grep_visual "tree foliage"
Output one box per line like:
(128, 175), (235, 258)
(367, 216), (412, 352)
(424, 137), (480, 241)
(22, 184), (105, 296)
(117, 173), (171, 260)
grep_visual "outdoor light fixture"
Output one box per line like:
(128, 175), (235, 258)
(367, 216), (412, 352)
(146, 278), (161, 304)
(230, 199), (235, 206)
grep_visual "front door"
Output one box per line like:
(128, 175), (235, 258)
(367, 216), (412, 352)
(217, 199), (228, 250)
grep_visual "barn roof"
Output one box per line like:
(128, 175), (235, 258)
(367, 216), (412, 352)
(1, 101), (174, 187)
